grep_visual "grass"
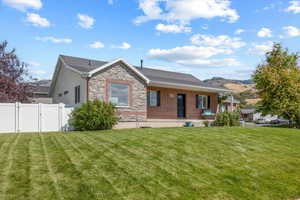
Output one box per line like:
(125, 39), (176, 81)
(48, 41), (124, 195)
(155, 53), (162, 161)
(0, 127), (299, 200)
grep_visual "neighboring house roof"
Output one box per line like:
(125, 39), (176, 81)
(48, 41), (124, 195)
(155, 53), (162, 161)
(33, 86), (50, 94)
(50, 55), (233, 95)
(29, 80), (51, 95)
(241, 108), (256, 114)
(223, 96), (240, 104)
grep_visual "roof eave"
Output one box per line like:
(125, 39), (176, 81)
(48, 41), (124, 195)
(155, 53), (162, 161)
(149, 81), (234, 93)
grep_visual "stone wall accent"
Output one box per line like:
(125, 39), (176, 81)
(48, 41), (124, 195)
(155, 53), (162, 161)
(88, 61), (147, 122)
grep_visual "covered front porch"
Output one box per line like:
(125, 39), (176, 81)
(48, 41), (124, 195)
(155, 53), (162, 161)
(146, 86), (219, 120)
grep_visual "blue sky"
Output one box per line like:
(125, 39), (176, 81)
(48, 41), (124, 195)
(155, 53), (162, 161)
(1, 0), (300, 80)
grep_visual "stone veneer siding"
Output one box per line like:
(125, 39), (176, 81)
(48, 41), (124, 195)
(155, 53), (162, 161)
(88, 61), (147, 122)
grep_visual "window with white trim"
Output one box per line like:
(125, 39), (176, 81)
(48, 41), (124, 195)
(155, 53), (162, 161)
(196, 95), (208, 109)
(149, 90), (160, 107)
(75, 85), (80, 104)
(110, 83), (129, 107)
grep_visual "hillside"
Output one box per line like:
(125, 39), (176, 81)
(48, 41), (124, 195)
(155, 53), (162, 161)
(204, 77), (259, 105)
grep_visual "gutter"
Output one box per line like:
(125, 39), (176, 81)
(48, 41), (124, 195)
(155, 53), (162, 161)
(149, 81), (234, 93)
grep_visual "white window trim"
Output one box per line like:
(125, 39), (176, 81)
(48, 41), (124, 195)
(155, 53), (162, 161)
(198, 95), (208, 109)
(149, 90), (158, 107)
(109, 83), (130, 108)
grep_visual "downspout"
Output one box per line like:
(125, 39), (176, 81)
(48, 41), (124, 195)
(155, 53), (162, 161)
(86, 77), (90, 102)
(81, 72), (90, 103)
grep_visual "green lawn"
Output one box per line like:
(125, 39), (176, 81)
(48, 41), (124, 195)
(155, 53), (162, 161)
(0, 127), (299, 200)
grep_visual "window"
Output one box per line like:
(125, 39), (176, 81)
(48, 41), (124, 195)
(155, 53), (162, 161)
(196, 95), (209, 109)
(148, 90), (160, 107)
(75, 85), (80, 104)
(110, 83), (129, 107)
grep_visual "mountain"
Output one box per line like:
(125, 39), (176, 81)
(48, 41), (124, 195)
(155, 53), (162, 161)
(203, 77), (254, 88)
(204, 77), (259, 105)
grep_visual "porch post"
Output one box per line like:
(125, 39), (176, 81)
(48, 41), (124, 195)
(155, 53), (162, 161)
(230, 95), (234, 112)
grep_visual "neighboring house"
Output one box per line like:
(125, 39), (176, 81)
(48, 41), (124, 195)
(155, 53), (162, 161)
(241, 108), (277, 122)
(29, 80), (52, 104)
(49, 55), (232, 122)
(220, 96), (240, 112)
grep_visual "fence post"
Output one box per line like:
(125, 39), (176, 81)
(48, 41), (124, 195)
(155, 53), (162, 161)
(15, 102), (20, 133)
(58, 103), (64, 132)
(38, 103), (42, 133)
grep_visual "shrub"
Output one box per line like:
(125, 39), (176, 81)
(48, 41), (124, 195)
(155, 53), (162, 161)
(203, 120), (210, 127)
(70, 100), (118, 131)
(215, 111), (240, 127)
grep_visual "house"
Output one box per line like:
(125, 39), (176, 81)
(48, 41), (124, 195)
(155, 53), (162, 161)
(29, 80), (52, 104)
(220, 96), (240, 112)
(49, 55), (232, 125)
(240, 108), (278, 122)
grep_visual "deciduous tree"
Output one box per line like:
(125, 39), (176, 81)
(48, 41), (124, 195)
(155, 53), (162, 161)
(0, 41), (32, 102)
(253, 43), (300, 126)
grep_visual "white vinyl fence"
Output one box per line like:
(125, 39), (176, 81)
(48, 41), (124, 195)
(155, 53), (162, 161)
(0, 103), (74, 133)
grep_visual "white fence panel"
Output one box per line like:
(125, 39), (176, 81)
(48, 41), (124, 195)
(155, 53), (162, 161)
(0, 103), (74, 133)
(41, 104), (60, 132)
(0, 103), (16, 133)
(19, 104), (40, 133)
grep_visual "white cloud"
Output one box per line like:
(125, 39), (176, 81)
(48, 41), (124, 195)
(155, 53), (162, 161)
(2, 0), (42, 11)
(257, 28), (272, 38)
(35, 36), (72, 44)
(190, 34), (246, 49)
(234, 29), (244, 35)
(30, 69), (49, 79)
(147, 44), (242, 67)
(286, 1), (300, 14)
(176, 58), (240, 67)
(248, 41), (273, 55)
(148, 46), (232, 60)
(201, 24), (208, 30)
(77, 14), (95, 29)
(263, 3), (275, 10)
(27, 61), (41, 67)
(134, 0), (239, 25)
(282, 26), (300, 37)
(89, 41), (105, 49)
(108, 0), (113, 4)
(155, 23), (191, 33)
(112, 42), (131, 49)
(25, 13), (50, 27)
(31, 70), (46, 75)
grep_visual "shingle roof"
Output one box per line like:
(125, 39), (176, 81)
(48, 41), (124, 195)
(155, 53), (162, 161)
(60, 55), (229, 91)
(241, 108), (256, 114)
(135, 67), (218, 88)
(223, 96), (240, 104)
(60, 55), (108, 73)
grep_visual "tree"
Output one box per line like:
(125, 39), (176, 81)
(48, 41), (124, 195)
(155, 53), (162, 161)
(253, 43), (300, 126)
(0, 41), (33, 103)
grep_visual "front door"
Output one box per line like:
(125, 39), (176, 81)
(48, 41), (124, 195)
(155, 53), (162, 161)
(177, 94), (186, 118)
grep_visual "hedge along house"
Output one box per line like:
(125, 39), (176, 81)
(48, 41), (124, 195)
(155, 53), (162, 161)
(49, 55), (233, 127)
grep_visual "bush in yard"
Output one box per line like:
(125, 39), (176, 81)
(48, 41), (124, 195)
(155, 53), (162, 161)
(215, 111), (240, 126)
(203, 120), (210, 127)
(70, 100), (118, 131)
